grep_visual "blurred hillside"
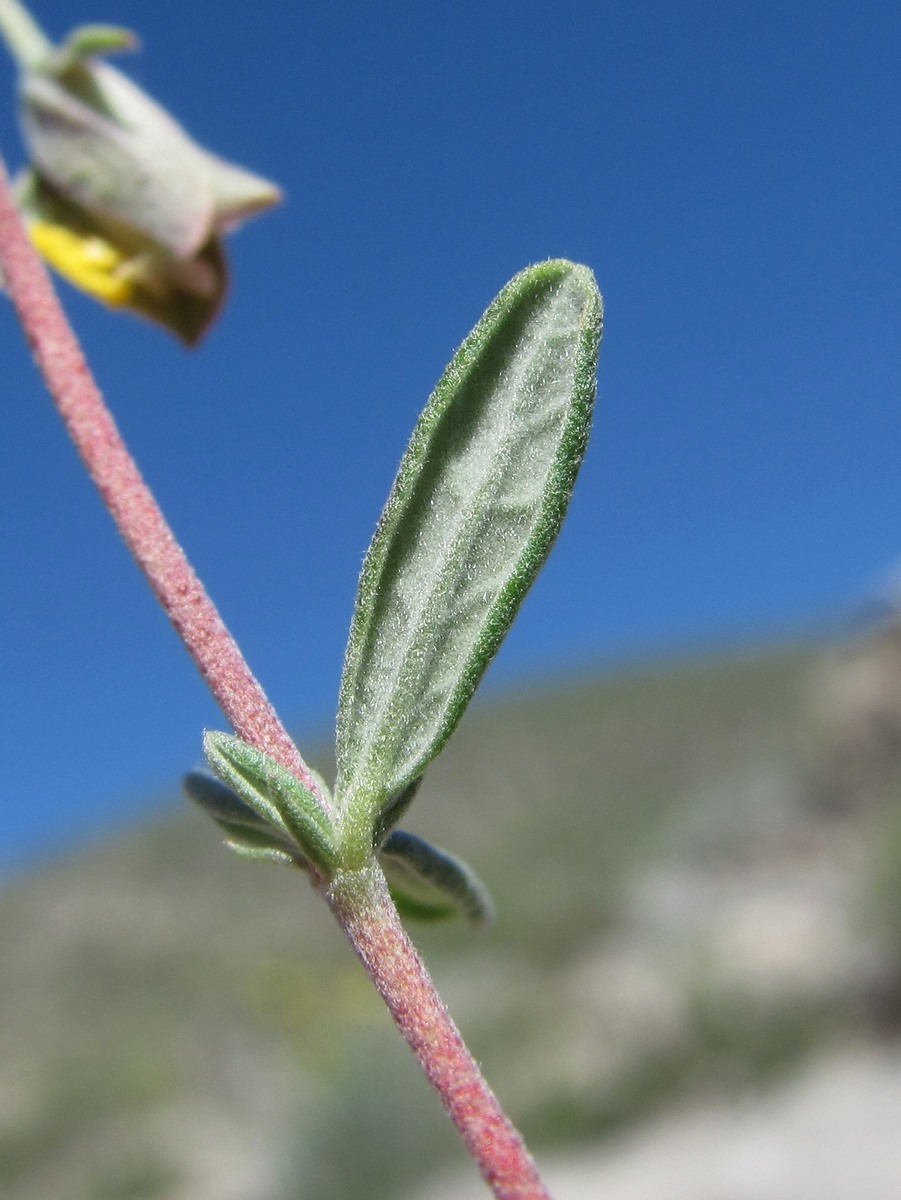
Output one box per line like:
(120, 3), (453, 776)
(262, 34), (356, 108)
(3, 631), (901, 1200)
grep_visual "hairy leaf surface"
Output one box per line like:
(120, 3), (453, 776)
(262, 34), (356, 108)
(336, 260), (602, 852)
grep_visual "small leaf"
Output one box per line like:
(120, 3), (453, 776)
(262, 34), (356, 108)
(183, 768), (303, 867)
(203, 732), (341, 876)
(379, 831), (495, 926)
(336, 260), (602, 850)
(227, 842), (297, 867)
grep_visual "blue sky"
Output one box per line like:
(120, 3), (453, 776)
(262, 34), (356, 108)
(2, 0), (901, 873)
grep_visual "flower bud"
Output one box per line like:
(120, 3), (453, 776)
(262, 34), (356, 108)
(1, 6), (280, 342)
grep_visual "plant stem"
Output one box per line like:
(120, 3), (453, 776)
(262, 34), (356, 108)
(0, 152), (553, 1199)
(327, 863), (552, 1200)
(0, 152), (332, 817)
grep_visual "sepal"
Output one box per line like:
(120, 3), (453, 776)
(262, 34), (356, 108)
(47, 25), (137, 71)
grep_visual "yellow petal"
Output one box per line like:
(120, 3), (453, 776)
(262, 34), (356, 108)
(28, 219), (134, 305)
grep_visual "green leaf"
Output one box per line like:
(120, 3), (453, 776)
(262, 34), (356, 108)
(182, 768), (303, 867)
(379, 831), (495, 925)
(203, 732), (341, 876)
(336, 260), (602, 853)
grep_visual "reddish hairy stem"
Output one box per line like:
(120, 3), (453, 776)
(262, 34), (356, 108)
(0, 154), (329, 813)
(327, 864), (552, 1200)
(0, 154), (553, 1199)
